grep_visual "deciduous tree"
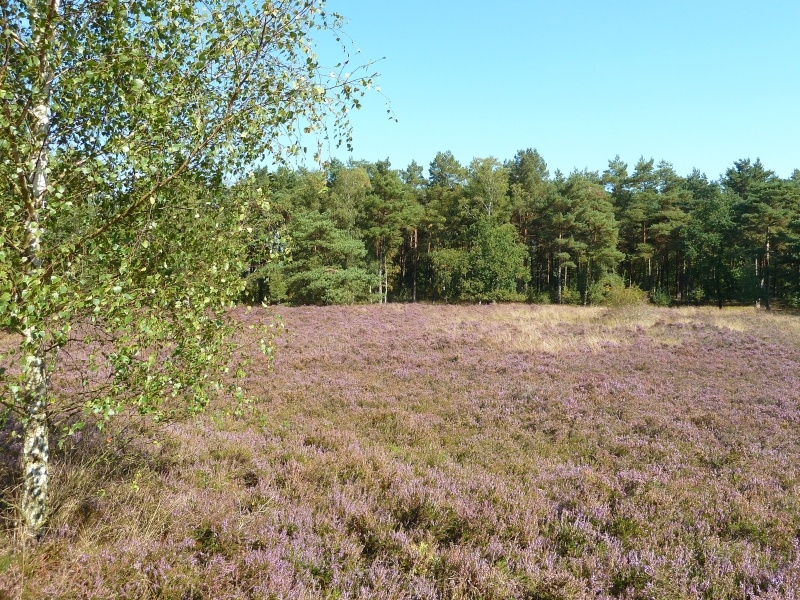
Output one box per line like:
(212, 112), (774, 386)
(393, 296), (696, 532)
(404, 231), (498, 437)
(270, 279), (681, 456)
(1, 0), (375, 536)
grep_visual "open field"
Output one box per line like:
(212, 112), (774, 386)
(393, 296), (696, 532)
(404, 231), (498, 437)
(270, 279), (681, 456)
(2, 303), (800, 598)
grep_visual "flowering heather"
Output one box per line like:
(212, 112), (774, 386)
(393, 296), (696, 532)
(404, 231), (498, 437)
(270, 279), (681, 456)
(2, 304), (800, 598)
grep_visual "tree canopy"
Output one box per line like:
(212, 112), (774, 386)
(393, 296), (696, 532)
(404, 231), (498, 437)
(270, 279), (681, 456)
(241, 152), (800, 309)
(1, 0), (377, 536)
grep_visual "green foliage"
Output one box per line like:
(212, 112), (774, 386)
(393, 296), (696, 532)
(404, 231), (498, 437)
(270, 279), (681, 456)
(683, 187), (737, 307)
(228, 171), (291, 304)
(650, 288), (672, 307)
(733, 267), (761, 305)
(528, 291), (552, 305)
(233, 152), (800, 310)
(687, 286), (706, 305)
(587, 274), (646, 307)
(326, 166), (372, 231)
(461, 221), (529, 302)
(1, 0), (378, 532)
(463, 157), (511, 223)
(783, 293), (800, 309)
(282, 209), (378, 305)
(429, 248), (469, 302)
(358, 161), (408, 303)
(559, 287), (582, 305)
(428, 151), (467, 189)
(428, 221), (528, 302)
(1, 0), (377, 408)
(287, 268), (378, 305)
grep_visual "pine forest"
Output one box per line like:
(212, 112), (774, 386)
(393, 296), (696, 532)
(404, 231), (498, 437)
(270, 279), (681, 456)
(239, 152), (800, 310)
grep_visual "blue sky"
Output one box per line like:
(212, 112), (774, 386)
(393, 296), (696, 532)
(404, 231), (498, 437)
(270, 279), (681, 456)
(315, 0), (800, 180)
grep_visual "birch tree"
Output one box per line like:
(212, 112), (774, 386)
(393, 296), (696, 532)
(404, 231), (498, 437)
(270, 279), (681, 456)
(0, 0), (376, 537)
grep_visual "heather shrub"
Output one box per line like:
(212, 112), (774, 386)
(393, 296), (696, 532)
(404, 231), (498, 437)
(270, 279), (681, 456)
(3, 303), (800, 598)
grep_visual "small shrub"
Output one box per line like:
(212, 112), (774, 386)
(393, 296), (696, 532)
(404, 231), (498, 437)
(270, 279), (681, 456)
(516, 572), (582, 600)
(723, 514), (770, 546)
(209, 444), (252, 465)
(650, 288), (671, 307)
(588, 274), (646, 307)
(528, 290), (551, 305)
(346, 513), (398, 560)
(783, 293), (800, 308)
(241, 470), (259, 488)
(688, 286), (706, 305)
(559, 288), (582, 305)
(550, 520), (588, 558)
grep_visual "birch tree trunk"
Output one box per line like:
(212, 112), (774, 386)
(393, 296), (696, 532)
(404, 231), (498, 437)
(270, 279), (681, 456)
(20, 354), (50, 537)
(18, 0), (59, 538)
(557, 258), (563, 305)
(412, 228), (417, 303)
(383, 253), (388, 303)
(764, 233), (771, 311)
(22, 160), (51, 537)
(377, 245), (383, 304)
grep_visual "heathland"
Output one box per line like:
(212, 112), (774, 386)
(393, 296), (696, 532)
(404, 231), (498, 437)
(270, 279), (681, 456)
(2, 303), (799, 598)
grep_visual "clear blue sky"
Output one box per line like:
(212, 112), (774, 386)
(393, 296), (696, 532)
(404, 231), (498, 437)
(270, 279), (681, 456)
(315, 0), (800, 180)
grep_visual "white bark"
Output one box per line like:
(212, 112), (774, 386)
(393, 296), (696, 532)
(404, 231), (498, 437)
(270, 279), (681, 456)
(19, 0), (58, 536)
(21, 354), (49, 537)
(21, 97), (52, 536)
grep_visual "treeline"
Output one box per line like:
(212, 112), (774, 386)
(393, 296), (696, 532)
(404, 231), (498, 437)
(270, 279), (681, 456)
(238, 150), (800, 308)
